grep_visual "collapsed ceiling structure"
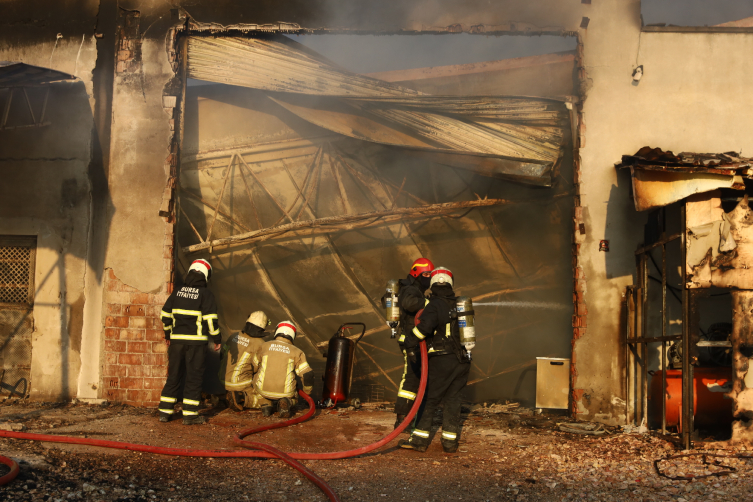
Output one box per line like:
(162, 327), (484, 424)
(176, 35), (575, 403)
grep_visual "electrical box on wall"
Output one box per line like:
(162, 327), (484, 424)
(535, 357), (570, 409)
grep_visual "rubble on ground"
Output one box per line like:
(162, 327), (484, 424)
(0, 399), (751, 501)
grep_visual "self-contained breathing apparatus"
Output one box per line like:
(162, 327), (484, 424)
(383, 279), (401, 339)
(431, 296), (476, 362)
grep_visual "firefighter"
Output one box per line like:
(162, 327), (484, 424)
(218, 311), (271, 411)
(251, 321), (314, 418)
(399, 266), (470, 453)
(389, 258), (434, 429)
(158, 259), (222, 425)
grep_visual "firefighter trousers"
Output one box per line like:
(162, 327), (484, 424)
(158, 344), (206, 418)
(409, 353), (470, 448)
(395, 348), (423, 416)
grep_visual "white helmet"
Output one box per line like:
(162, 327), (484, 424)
(188, 259), (212, 281)
(274, 320), (297, 341)
(429, 266), (454, 287)
(246, 311), (270, 330)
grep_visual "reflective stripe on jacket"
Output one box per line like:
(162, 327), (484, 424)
(160, 272), (221, 345)
(253, 338), (312, 399)
(219, 331), (266, 390)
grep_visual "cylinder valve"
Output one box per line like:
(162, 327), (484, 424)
(385, 279), (401, 339)
(457, 296), (475, 360)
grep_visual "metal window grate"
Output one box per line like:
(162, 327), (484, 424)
(0, 236), (36, 306)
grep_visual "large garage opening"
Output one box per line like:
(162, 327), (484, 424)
(175, 32), (578, 407)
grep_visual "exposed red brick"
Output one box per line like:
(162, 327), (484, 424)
(151, 342), (167, 354)
(105, 328), (120, 340)
(131, 293), (150, 305)
(119, 353), (144, 365)
(151, 366), (167, 378)
(146, 329), (165, 342)
(105, 316), (129, 328)
(104, 340), (126, 353)
(120, 329), (144, 341)
(576, 302), (587, 316)
(144, 353), (166, 366)
(106, 377), (119, 388)
(105, 352), (119, 365)
(127, 365), (150, 377)
(106, 280), (120, 292)
(120, 377), (144, 390)
(129, 317), (147, 329)
(128, 341), (149, 353)
(105, 389), (127, 402)
(123, 305), (146, 317)
(145, 317), (161, 329)
(144, 377), (165, 390)
(103, 364), (127, 377)
(106, 304), (122, 315)
(147, 389), (162, 402)
(126, 390), (151, 403)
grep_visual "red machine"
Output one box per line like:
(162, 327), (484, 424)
(648, 367), (733, 430)
(321, 323), (365, 409)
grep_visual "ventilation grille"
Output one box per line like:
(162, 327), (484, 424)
(0, 237), (35, 306)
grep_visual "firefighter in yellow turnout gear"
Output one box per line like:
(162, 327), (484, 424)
(218, 311), (271, 411)
(251, 321), (314, 418)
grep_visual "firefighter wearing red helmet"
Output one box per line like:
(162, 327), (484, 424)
(385, 257), (434, 429)
(400, 266), (471, 453)
(158, 259), (222, 425)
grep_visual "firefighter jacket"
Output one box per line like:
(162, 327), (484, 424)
(219, 325), (267, 391)
(406, 284), (464, 359)
(253, 337), (313, 400)
(160, 271), (221, 345)
(381, 275), (427, 347)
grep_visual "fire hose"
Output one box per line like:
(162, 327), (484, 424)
(0, 341), (428, 501)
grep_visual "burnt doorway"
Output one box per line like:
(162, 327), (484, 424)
(175, 32), (577, 406)
(0, 235), (36, 398)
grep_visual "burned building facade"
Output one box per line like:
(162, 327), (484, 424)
(2, 0), (753, 440)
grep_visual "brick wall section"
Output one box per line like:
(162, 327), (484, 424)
(101, 222), (175, 407)
(570, 36), (588, 416)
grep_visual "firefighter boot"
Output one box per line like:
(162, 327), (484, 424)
(182, 415), (207, 425)
(441, 440), (459, 453)
(158, 413), (172, 423)
(278, 398), (293, 419)
(228, 391), (245, 412)
(398, 439), (428, 453)
(394, 414), (407, 430)
(261, 405), (275, 417)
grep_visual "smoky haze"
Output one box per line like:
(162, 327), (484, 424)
(286, 34), (576, 74)
(642, 0), (753, 26)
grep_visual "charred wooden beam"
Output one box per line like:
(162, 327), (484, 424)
(183, 198), (514, 254)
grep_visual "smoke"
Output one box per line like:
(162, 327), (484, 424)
(474, 301), (571, 311)
(286, 33), (576, 75)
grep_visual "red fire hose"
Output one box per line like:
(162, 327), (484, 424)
(0, 342), (428, 501)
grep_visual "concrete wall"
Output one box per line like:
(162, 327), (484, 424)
(0, 25), (99, 400)
(573, 0), (753, 423)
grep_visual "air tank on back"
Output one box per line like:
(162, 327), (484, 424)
(384, 279), (401, 338)
(456, 297), (475, 359)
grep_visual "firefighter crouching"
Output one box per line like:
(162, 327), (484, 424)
(218, 311), (271, 411)
(250, 321), (314, 418)
(400, 267), (471, 453)
(387, 258), (434, 429)
(158, 259), (222, 425)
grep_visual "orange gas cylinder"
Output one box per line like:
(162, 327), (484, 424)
(648, 368), (733, 429)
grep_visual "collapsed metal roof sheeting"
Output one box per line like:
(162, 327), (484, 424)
(617, 146), (753, 174)
(0, 62), (77, 88)
(616, 147), (750, 211)
(186, 36), (568, 181)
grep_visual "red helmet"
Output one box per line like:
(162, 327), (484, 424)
(409, 258), (434, 278)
